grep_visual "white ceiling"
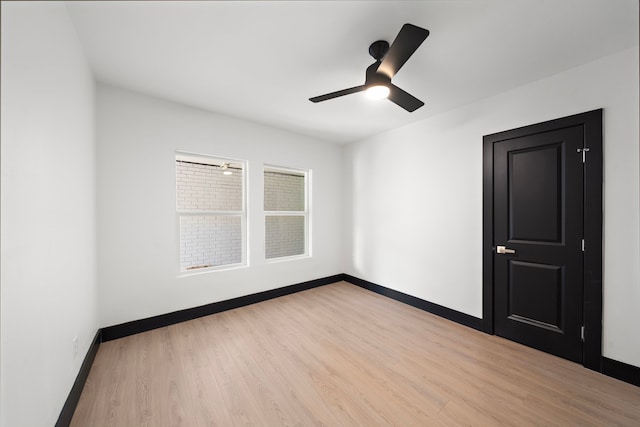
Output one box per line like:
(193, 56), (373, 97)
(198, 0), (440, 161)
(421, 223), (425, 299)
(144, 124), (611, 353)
(66, 0), (638, 144)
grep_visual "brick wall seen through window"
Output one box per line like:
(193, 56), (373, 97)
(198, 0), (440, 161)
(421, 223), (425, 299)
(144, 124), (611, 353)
(176, 154), (245, 271)
(264, 167), (308, 259)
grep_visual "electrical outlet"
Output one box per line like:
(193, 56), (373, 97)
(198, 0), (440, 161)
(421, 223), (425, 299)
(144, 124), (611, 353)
(72, 336), (79, 359)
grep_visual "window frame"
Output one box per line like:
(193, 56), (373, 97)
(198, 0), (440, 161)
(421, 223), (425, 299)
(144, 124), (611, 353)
(175, 151), (248, 275)
(263, 164), (311, 262)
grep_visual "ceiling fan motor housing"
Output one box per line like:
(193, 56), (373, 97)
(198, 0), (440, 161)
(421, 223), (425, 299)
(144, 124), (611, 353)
(368, 40), (390, 60)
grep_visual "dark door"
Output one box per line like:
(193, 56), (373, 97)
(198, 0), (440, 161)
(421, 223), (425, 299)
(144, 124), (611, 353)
(493, 125), (584, 362)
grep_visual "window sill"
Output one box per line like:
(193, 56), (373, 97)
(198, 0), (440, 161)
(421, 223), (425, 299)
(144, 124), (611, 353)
(177, 262), (247, 278)
(265, 253), (310, 264)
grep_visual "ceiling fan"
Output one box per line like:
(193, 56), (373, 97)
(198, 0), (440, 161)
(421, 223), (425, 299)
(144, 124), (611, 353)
(309, 23), (430, 112)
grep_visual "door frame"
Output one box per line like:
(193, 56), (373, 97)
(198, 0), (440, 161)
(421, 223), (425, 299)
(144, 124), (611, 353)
(482, 109), (603, 371)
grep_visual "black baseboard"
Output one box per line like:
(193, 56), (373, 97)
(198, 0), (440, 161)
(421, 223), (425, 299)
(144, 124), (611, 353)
(55, 330), (102, 427)
(602, 357), (640, 387)
(343, 274), (484, 331)
(102, 274), (344, 341)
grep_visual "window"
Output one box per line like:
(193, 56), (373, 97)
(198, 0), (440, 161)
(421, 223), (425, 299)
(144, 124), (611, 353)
(264, 166), (309, 259)
(176, 153), (246, 272)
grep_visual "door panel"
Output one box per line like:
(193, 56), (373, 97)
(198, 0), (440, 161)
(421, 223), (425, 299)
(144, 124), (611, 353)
(508, 260), (562, 331)
(493, 125), (583, 363)
(509, 144), (562, 243)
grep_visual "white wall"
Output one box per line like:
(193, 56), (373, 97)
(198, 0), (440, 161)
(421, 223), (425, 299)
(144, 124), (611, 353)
(344, 47), (640, 368)
(0, 2), (99, 426)
(96, 85), (344, 327)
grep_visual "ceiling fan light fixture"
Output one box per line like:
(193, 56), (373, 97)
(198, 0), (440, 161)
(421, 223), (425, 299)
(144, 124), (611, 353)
(365, 84), (390, 100)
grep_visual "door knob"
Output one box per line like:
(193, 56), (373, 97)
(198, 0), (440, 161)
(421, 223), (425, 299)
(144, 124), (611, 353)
(496, 245), (516, 254)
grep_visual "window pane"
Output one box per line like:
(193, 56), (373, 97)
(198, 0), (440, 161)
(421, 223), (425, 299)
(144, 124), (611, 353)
(176, 160), (242, 211)
(264, 170), (304, 211)
(179, 215), (242, 270)
(265, 216), (305, 259)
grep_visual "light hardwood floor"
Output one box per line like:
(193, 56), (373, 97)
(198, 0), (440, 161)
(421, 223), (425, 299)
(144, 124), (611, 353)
(71, 282), (640, 426)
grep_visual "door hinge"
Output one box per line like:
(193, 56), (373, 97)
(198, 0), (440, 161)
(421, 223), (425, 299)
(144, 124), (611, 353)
(581, 239), (585, 252)
(577, 147), (590, 163)
(581, 325), (585, 341)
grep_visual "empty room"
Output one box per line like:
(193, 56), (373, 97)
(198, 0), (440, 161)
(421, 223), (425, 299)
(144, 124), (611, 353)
(2, 1), (640, 426)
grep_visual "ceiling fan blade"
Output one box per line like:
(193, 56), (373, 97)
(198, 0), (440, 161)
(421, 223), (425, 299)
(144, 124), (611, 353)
(377, 23), (429, 79)
(309, 85), (366, 103)
(388, 84), (424, 112)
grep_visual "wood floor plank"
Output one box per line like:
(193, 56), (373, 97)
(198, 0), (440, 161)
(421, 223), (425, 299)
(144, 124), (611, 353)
(71, 282), (640, 426)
